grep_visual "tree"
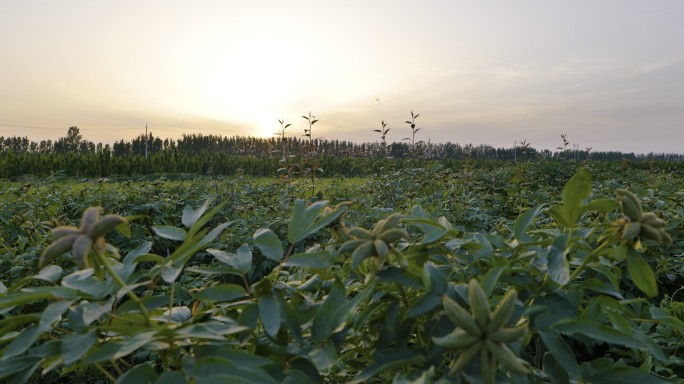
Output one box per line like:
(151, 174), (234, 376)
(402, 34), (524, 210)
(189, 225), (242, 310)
(65, 126), (83, 152)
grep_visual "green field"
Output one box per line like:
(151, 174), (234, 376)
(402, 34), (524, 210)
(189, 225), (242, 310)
(1, 160), (683, 383)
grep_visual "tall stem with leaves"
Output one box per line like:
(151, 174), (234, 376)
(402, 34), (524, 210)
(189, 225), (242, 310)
(403, 111), (422, 164)
(557, 134), (570, 160)
(274, 119), (291, 161)
(302, 111), (321, 196)
(274, 119), (296, 189)
(374, 120), (391, 159)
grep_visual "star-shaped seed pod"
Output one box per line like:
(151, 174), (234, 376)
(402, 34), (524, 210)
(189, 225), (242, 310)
(339, 213), (409, 270)
(434, 279), (528, 382)
(40, 207), (127, 268)
(616, 189), (672, 246)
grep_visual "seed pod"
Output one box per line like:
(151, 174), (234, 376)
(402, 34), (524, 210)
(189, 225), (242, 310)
(40, 234), (78, 268)
(351, 241), (376, 269)
(80, 207), (103, 233)
(72, 234), (93, 267)
(299, 274), (323, 292)
(661, 231), (673, 246)
(488, 324), (528, 343)
(50, 226), (81, 241)
(485, 339), (528, 375)
(373, 213), (402, 236)
(481, 348), (495, 384)
(640, 224), (663, 243)
(449, 340), (482, 375)
(349, 227), (373, 240)
(640, 212), (666, 228)
(442, 296), (482, 336)
(486, 289), (517, 333)
(468, 279), (491, 331)
(378, 228), (410, 243)
(433, 329), (479, 349)
(87, 214), (127, 240)
(339, 239), (366, 254)
(620, 221), (641, 242)
(616, 189), (642, 221)
(373, 239), (389, 258)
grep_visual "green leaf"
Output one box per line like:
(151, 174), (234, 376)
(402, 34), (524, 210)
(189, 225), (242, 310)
(166, 220), (230, 268)
(183, 199), (211, 228)
(116, 363), (158, 384)
(584, 198), (618, 213)
(38, 300), (73, 331)
(186, 199), (224, 239)
(254, 229), (283, 262)
(185, 266), (243, 277)
(557, 320), (656, 352)
(238, 303), (260, 331)
(3, 325), (41, 360)
(481, 266), (506, 296)
(407, 293), (441, 318)
(0, 356), (42, 380)
(287, 200), (346, 244)
(259, 294), (281, 338)
(626, 248), (657, 298)
(17, 287), (77, 301)
(547, 234), (570, 285)
(156, 371), (187, 384)
(161, 263), (183, 283)
(312, 278), (346, 342)
(586, 365), (670, 384)
(562, 167), (592, 224)
(350, 349), (426, 384)
(377, 268), (423, 289)
(62, 329), (97, 365)
(176, 322), (248, 340)
(115, 221), (131, 238)
(190, 357), (278, 383)
(84, 331), (157, 364)
(195, 346), (272, 367)
(35, 265), (62, 283)
(277, 294), (304, 343)
(152, 226), (187, 241)
(547, 168), (595, 228)
(406, 213), (447, 244)
(543, 353), (570, 384)
(422, 262), (447, 294)
(283, 250), (333, 269)
(547, 205), (570, 228)
(123, 241), (153, 267)
(513, 205), (544, 242)
(207, 247), (251, 274)
(538, 328), (580, 379)
(312, 279), (374, 343)
(307, 342), (337, 371)
(61, 269), (109, 299)
(193, 285), (247, 302)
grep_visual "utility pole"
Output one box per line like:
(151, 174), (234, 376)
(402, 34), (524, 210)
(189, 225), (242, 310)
(145, 124), (148, 159)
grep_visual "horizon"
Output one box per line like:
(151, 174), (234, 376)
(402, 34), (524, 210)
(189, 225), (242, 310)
(1, 1), (683, 154)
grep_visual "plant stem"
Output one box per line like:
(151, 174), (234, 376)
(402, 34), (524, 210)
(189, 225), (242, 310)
(568, 241), (610, 281)
(94, 250), (152, 325)
(110, 359), (124, 376)
(94, 363), (117, 383)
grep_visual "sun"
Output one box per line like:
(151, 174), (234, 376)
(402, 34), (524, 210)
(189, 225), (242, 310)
(253, 119), (279, 139)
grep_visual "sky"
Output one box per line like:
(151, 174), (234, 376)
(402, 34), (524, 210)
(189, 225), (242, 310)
(1, 1), (683, 153)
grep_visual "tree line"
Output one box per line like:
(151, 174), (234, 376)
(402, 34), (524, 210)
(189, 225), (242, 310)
(0, 126), (682, 178)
